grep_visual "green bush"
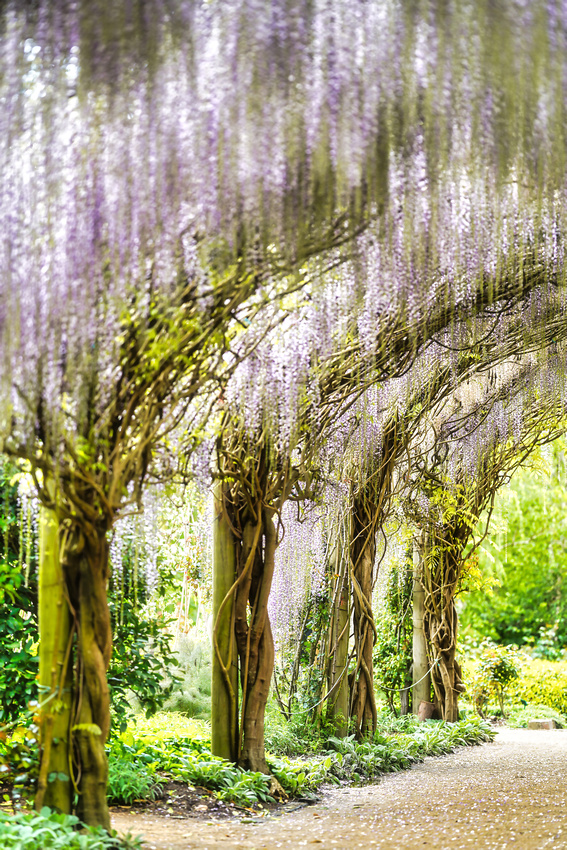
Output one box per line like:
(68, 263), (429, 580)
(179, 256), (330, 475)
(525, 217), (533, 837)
(106, 713), (493, 809)
(108, 600), (180, 730)
(373, 560), (413, 713)
(468, 642), (524, 717)
(0, 808), (141, 850)
(459, 446), (567, 648)
(511, 660), (567, 714)
(0, 459), (38, 726)
(106, 759), (163, 806)
(0, 723), (40, 807)
(0, 562), (38, 725)
(107, 732), (274, 806)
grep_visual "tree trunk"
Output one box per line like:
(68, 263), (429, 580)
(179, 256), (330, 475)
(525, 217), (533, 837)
(326, 529), (350, 736)
(429, 598), (462, 723)
(63, 522), (112, 830)
(350, 494), (377, 739)
(412, 543), (431, 717)
(35, 501), (73, 814)
(211, 484), (239, 762)
(422, 547), (464, 723)
(234, 509), (276, 774)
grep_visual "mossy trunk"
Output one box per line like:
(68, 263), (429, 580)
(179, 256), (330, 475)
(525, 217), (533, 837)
(211, 483), (239, 762)
(422, 546), (465, 723)
(350, 493), (377, 739)
(326, 528), (350, 736)
(235, 509), (276, 773)
(63, 522), (112, 830)
(412, 542), (431, 717)
(35, 502), (73, 814)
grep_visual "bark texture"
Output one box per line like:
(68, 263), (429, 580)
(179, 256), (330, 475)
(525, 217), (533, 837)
(349, 491), (378, 738)
(215, 431), (296, 777)
(63, 521), (112, 830)
(326, 526), (350, 736)
(235, 509), (276, 772)
(36, 502), (73, 814)
(412, 543), (431, 716)
(421, 537), (465, 723)
(211, 484), (239, 762)
(349, 418), (400, 738)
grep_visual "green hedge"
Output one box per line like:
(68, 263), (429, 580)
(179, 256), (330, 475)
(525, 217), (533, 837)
(511, 660), (567, 714)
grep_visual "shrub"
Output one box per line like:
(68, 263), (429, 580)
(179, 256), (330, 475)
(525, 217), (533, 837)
(108, 600), (180, 731)
(268, 716), (494, 795)
(0, 723), (40, 807)
(468, 642), (524, 717)
(107, 732), (274, 806)
(373, 560), (413, 713)
(106, 713), (494, 809)
(106, 760), (163, 806)
(511, 659), (567, 714)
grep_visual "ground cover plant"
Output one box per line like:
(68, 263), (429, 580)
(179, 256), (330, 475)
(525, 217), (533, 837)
(102, 713), (494, 810)
(0, 808), (141, 850)
(506, 704), (566, 729)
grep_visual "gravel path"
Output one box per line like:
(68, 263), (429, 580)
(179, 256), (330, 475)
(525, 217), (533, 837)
(112, 729), (567, 849)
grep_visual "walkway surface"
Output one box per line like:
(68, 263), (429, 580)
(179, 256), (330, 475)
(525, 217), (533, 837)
(112, 728), (567, 849)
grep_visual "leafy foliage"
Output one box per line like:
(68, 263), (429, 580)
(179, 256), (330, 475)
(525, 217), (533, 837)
(106, 733), (275, 807)
(105, 712), (493, 807)
(0, 808), (141, 850)
(373, 559), (413, 713)
(107, 600), (180, 730)
(0, 563), (38, 725)
(0, 723), (40, 808)
(106, 760), (164, 806)
(461, 444), (567, 649)
(0, 462), (38, 726)
(506, 703), (566, 729)
(510, 659), (567, 715)
(268, 716), (494, 795)
(468, 642), (524, 718)
(163, 633), (212, 719)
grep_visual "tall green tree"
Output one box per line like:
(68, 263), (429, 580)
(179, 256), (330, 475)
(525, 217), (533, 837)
(461, 441), (567, 649)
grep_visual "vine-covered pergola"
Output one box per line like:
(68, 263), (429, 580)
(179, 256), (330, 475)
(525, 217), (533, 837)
(2, 0), (567, 830)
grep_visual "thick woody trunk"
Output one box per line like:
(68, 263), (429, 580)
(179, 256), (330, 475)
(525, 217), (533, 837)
(234, 509), (276, 774)
(422, 546), (464, 723)
(64, 523), (112, 830)
(412, 543), (431, 717)
(349, 420), (399, 737)
(35, 502), (73, 814)
(326, 527), (350, 736)
(240, 617), (274, 771)
(350, 495), (377, 739)
(428, 598), (462, 723)
(211, 484), (239, 762)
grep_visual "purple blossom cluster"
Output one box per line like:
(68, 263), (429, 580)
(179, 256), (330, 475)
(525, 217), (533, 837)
(2, 1), (567, 463)
(269, 498), (326, 650)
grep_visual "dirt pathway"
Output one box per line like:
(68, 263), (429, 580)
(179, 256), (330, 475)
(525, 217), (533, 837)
(112, 729), (567, 849)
